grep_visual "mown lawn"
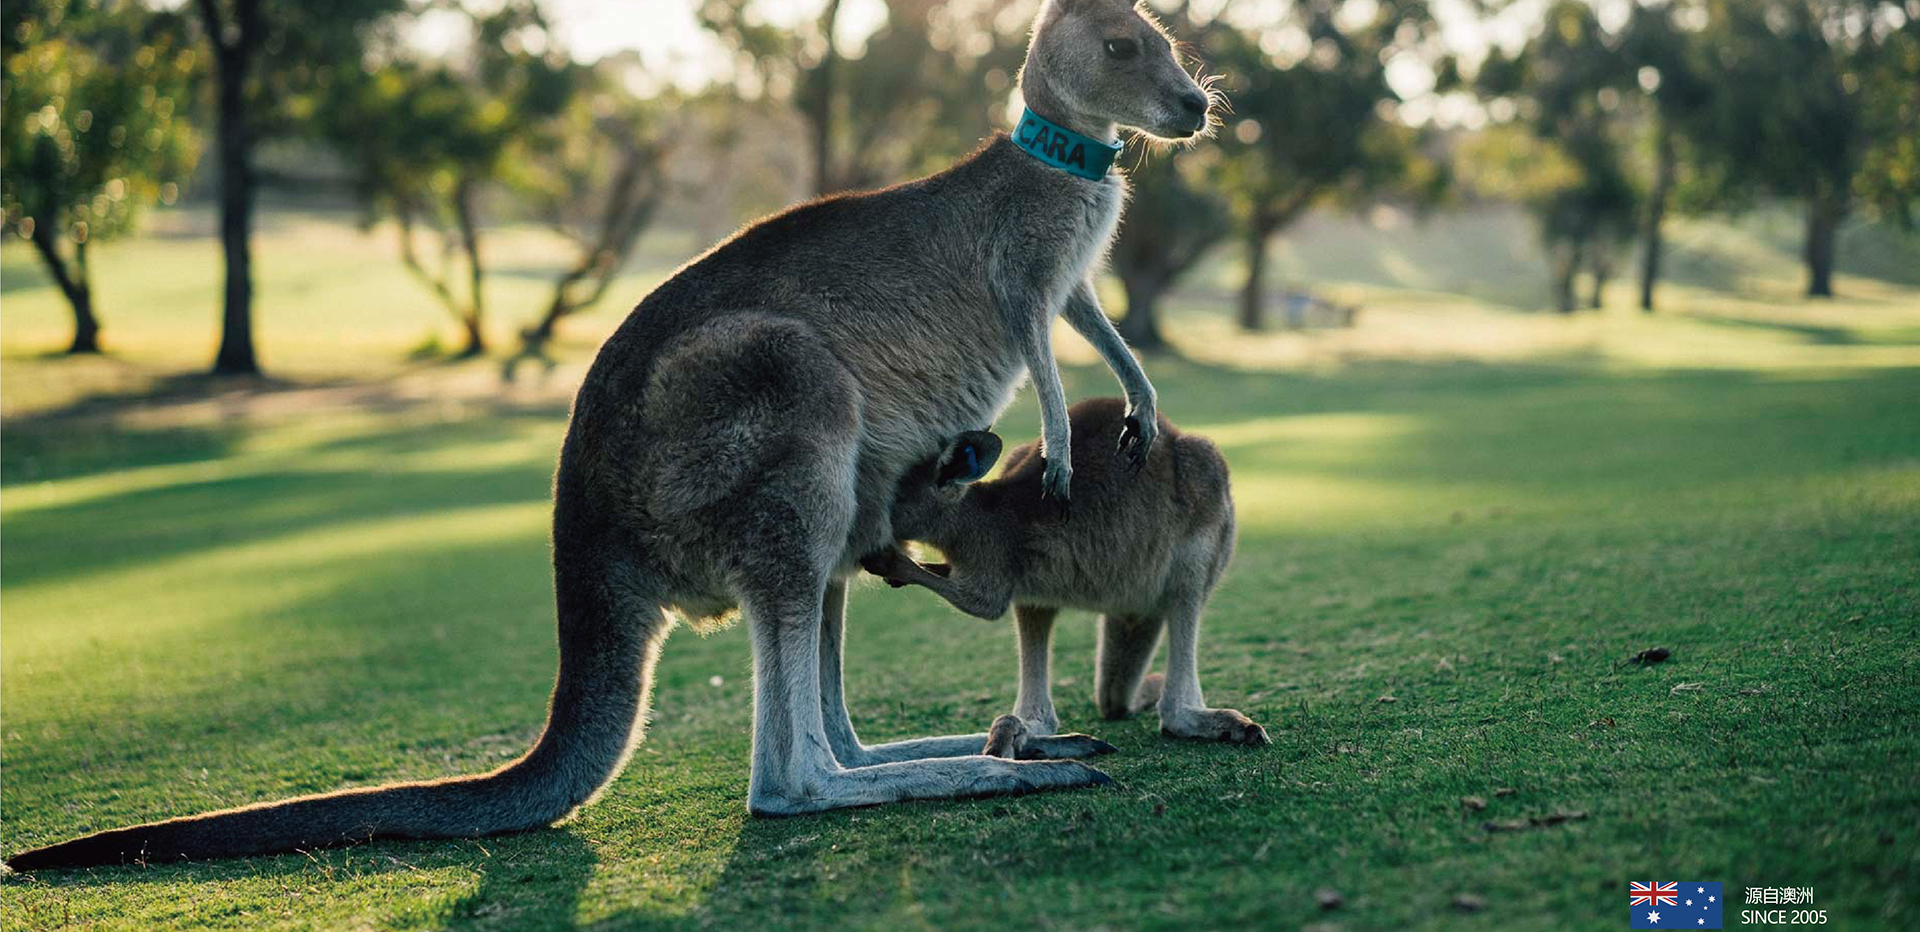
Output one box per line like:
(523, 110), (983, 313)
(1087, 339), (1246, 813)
(2, 210), (1918, 931)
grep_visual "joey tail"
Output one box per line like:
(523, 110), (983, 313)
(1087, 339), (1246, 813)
(6, 471), (663, 871)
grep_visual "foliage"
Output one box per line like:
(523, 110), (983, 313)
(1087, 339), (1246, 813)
(1852, 7), (1920, 229)
(698, 0), (1029, 193)
(318, 1), (581, 357)
(1209, 0), (1440, 230)
(1674, 0), (1920, 295)
(1108, 144), (1232, 349)
(1475, 0), (1641, 311)
(193, 0), (411, 141)
(0, 0), (199, 352)
(507, 56), (680, 374)
(1202, 0), (1447, 328)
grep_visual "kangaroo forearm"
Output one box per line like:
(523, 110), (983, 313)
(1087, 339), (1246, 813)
(1065, 282), (1155, 405)
(1021, 322), (1074, 459)
(921, 571), (1013, 621)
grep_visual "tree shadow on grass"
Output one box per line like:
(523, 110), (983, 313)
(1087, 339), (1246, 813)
(1679, 312), (1863, 345)
(0, 362), (571, 485)
(0, 828), (600, 931)
(0, 406), (570, 590)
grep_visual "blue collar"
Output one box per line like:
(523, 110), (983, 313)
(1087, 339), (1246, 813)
(1011, 108), (1121, 181)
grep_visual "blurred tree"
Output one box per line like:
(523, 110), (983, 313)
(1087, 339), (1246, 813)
(507, 57), (680, 374)
(1477, 1), (1639, 313)
(192, 0), (404, 374)
(1851, 5), (1920, 231)
(1619, 1), (1712, 312)
(1206, 0), (1447, 330)
(1682, 0), (1919, 297)
(320, 2), (578, 358)
(1539, 130), (1638, 311)
(1108, 145), (1232, 351)
(698, 0), (842, 194)
(698, 0), (1028, 194)
(2, 1), (198, 353)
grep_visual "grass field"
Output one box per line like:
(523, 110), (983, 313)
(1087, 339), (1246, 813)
(2, 205), (1918, 931)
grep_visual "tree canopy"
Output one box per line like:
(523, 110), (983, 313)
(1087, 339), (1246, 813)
(2, 0), (199, 352)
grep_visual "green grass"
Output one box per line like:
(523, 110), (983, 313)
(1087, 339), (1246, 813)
(2, 207), (1919, 931)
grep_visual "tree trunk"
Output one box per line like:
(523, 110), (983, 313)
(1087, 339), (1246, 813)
(67, 286), (101, 354)
(206, 1), (259, 375)
(1551, 241), (1579, 314)
(451, 176), (486, 357)
(1237, 222), (1274, 332)
(1117, 276), (1166, 351)
(1589, 248), (1609, 310)
(806, 0), (845, 196)
(1804, 187), (1841, 298)
(1638, 121), (1674, 313)
(29, 224), (101, 354)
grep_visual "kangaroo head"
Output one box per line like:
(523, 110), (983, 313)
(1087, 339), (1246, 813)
(889, 430), (1004, 541)
(1021, 0), (1212, 141)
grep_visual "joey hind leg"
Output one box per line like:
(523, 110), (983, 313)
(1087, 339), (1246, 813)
(980, 605), (1115, 761)
(1095, 614), (1166, 720)
(982, 714), (1112, 761)
(1012, 604), (1060, 735)
(1154, 595), (1270, 747)
(847, 560), (1111, 762)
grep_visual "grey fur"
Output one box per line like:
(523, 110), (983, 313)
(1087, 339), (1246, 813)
(864, 399), (1271, 749)
(4, 0), (1213, 870)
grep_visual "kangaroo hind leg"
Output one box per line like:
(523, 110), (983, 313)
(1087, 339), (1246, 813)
(1095, 614), (1165, 720)
(1155, 592), (1270, 747)
(744, 577), (1114, 815)
(721, 340), (1109, 812)
(979, 605), (1115, 760)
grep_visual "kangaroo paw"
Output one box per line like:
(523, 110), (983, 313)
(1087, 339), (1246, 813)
(983, 713), (1031, 759)
(1161, 708), (1271, 746)
(984, 714), (1115, 760)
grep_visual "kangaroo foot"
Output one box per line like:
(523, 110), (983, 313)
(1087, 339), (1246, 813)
(748, 757), (1113, 816)
(1160, 707), (1271, 746)
(983, 714), (1117, 760)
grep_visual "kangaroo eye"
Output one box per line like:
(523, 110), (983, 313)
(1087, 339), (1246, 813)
(1104, 38), (1138, 60)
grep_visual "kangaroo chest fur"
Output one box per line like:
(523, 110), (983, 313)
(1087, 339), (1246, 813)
(834, 142), (1125, 557)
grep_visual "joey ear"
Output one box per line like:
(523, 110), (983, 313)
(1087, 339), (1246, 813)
(936, 430), (1004, 486)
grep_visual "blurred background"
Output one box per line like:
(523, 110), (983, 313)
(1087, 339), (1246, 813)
(3, 0), (1916, 417)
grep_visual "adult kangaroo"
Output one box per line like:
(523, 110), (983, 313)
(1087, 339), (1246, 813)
(5, 0), (1214, 870)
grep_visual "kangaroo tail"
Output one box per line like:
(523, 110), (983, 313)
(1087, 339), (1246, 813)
(6, 502), (664, 871)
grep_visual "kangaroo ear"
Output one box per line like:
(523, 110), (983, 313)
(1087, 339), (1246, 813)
(936, 430), (1004, 486)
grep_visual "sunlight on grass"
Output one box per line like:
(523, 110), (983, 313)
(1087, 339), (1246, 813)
(3, 501), (548, 657)
(2, 206), (1917, 931)
(1229, 471), (1456, 531)
(1193, 411), (1424, 449)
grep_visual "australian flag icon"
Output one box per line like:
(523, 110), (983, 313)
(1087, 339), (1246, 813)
(1631, 881), (1722, 928)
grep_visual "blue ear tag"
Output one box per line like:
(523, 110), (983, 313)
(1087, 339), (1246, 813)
(961, 444), (983, 482)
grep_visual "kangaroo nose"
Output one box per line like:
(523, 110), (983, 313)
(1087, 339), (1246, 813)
(1179, 91), (1208, 116)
